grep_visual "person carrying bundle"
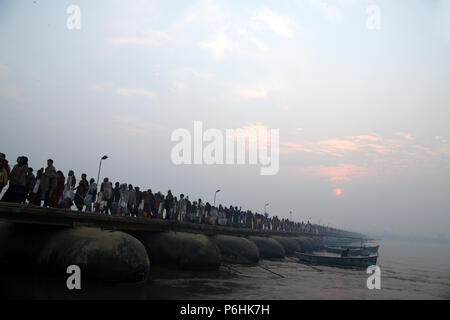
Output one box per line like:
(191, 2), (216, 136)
(84, 178), (97, 213)
(63, 170), (75, 209)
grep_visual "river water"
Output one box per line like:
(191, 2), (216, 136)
(1, 239), (449, 300)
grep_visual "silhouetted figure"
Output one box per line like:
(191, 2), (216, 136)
(341, 248), (350, 257)
(111, 182), (120, 215)
(0, 153), (10, 197)
(54, 170), (65, 207)
(74, 174), (89, 211)
(43, 159), (57, 207)
(164, 190), (173, 220)
(63, 170), (75, 209)
(24, 167), (35, 203)
(1, 156), (28, 203)
(29, 168), (43, 205)
(85, 178), (97, 213)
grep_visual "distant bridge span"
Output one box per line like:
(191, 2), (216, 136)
(0, 202), (366, 239)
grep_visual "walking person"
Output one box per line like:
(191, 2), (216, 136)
(0, 153), (10, 197)
(100, 178), (113, 214)
(54, 170), (65, 207)
(29, 168), (44, 205)
(134, 186), (142, 216)
(74, 174), (89, 211)
(127, 184), (136, 217)
(118, 183), (129, 216)
(24, 167), (35, 203)
(111, 182), (120, 215)
(153, 192), (161, 218)
(172, 196), (178, 221)
(63, 170), (76, 209)
(197, 199), (204, 224)
(142, 190), (151, 217)
(1, 156), (28, 203)
(158, 194), (165, 219)
(43, 159), (57, 207)
(210, 205), (218, 225)
(84, 178), (97, 213)
(164, 190), (173, 220)
(204, 202), (211, 224)
(148, 189), (155, 217)
(186, 196), (193, 222)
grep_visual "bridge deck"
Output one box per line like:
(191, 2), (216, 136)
(0, 202), (363, 238)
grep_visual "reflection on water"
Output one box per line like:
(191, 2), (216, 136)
(1, 239), (449, 300)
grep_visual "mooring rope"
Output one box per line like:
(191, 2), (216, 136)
(286, 256), (323, 272)
(258, 265), (285, 278)
(304, 264), (323, 272)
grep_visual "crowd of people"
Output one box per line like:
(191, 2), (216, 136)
(0, 153), (336, 234)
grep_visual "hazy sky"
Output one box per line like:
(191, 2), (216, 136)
(1, 0), (449, 238)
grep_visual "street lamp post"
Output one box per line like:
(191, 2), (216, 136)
(97, 155), (108, 190)
(213, 189), (220, 207)
(264, 203), (269, 215)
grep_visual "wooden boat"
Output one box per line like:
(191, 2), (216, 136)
(324, 245), (379, 256)
(344, 245), (379, 253)
(295, 252), (378, 268)
(322, 237), (366, 248)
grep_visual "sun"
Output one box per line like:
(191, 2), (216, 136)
(333, 188), (343, 196)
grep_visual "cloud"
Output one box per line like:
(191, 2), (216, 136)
(281, 132), (450, 183)
(198, 23), (272, 60)
(294, 164), (377, 182)
(199, 30), (239, 60)
(225, 122), (274, 152)
(280, 141), (313, 154)
(109, 30), (169, 47)
(309, 0), (343, 24)
(116, 88), (155, 98)
(247, 36), (267, 51)
(89, 83), (155, 99)
(87, 83), (114, 93)
(395, 132), (415, 141)
(251, 8), (298, 38)
(170, 81), (186, 93)
(107, 1), (274, 62)
(111, 115), (164, 136)
(236, 82), (282, 100)
(109, 0), (226, 51)
(238, 86), (269, 100)
(280, 133), (400, 157)
(317, 138), (359, 153)
(351, 135), (380, 142)
(365, 143), (391, 154)
(177, 0), (226, 26)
